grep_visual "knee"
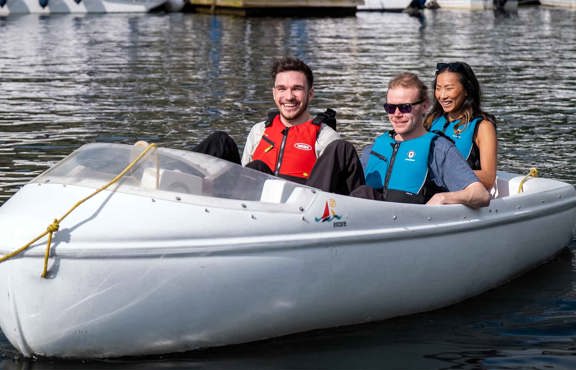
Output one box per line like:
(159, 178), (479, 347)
(208, 131), (233, 142)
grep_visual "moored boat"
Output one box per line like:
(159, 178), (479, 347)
(187, 0), (361, 16)
(0, 0), (167, 15)
(539, 0), (576, 7)
(0, 143), (575, 359)
(434, 0), (518, 9)
(357, 0), (413, 12)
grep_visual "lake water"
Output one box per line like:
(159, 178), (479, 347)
(1, 6), (576, 369)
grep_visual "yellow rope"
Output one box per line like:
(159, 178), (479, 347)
(0, 143), (157, 278)
(517, 167), (538, 193)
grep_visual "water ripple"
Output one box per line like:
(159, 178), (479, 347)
(0, 9), (575, 199)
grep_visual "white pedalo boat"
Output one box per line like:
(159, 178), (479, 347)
(0, 0), (167, 15)
(0, 143), (575, 359)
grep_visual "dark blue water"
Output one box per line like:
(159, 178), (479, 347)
(1, 6), (576, 369)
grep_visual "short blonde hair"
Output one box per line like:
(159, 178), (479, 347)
(387, 72), (428, 103)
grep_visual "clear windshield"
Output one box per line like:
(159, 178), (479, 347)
(33, 143), (302, 203)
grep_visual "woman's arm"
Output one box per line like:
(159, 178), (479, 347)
(474, 119), (497, 190)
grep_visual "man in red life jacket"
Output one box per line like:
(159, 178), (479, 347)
(194, 57), (365, 195)
(240, 56), (364, 194)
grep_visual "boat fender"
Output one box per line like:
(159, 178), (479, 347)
(264, 109), (337, 130)
(39, 0), (48, 8)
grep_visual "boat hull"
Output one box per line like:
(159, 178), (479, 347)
(0, 0), (166, 15)
(357, 0), (413, 11)
(435, 0), (518, 9)
(540, 0), (576, 7)
(0, 170), (575, 358)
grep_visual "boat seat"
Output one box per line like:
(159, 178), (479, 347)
(489, 180), (500, 199)
(285, 186), (314, 204)
(260, 179), (288, 203)
(141, 168), (203, 194)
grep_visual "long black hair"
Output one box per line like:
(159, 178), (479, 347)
(424, 62), (495, 131)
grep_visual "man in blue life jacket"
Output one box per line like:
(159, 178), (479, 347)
(351, 72), (490, 208)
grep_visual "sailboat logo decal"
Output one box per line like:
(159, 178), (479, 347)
(315, 199), (342, 223)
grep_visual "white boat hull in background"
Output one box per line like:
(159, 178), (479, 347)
(357, 0), (413, 11)
(0, 0), (167, 15)
(435, 0), (518, 9)
(540, 0), (576, 8)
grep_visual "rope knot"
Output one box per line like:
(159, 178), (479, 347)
(47, 219), (60, 233)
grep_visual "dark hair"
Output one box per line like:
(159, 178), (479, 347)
(424, 62), (495, 129)
(387, 72), (428, 103)
(271, 57), (314, 89)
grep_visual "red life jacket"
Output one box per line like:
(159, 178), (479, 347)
(252, 114), (322, 180)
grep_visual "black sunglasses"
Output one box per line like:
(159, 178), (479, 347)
(436, 62), (465, 73)
(383, 100), (424, 114)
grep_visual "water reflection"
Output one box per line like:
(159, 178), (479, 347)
(2, 10), (575, 202)
(4, 8), (571, 200)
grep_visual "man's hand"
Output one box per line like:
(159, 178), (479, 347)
(426, 182), (490, 208)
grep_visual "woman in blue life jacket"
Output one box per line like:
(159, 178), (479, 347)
(424, 62), (497, 190)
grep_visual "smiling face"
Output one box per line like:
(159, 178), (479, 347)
(272, 70), (313, 126)
(435, 71), (467, 119)
(386, 86), (429, 141)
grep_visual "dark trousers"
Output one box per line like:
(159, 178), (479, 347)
(192, 131), (241, 165)
(193, 132), (365, 195)
(307, 139), (365, 195)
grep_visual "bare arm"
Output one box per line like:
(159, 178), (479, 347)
(426, 181), (491, 208)
(474, 120), (497, 190)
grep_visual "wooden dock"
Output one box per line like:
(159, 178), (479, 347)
(185, 0), (364, 16)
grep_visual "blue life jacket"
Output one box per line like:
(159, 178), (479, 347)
(365, 131), (438, 204)
(430, 116), (482, 170)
